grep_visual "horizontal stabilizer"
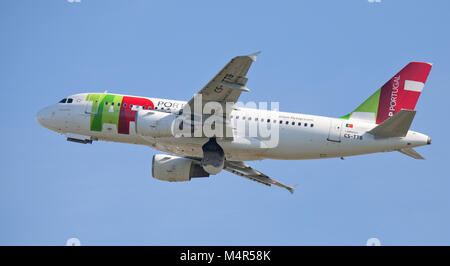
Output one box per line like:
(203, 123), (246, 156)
(398, 148), (425, 160)
(368, 109), (416, 138)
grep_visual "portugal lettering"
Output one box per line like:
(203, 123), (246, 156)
(389, 75), (401, 116)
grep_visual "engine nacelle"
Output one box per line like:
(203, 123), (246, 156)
(135, 110), (176, 138)
(201, 138), (225, 175)
(152, 154), (210, 182)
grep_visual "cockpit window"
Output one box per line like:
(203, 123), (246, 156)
(67, 98), (73, 103)
(59, 98), (67, 103)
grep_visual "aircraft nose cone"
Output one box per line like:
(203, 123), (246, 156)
(36, 109), (44, 125)
(36, 107), (52, 128)
(427, 136), (432, 145)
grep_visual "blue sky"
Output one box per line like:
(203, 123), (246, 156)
(1, 0), (450, 245)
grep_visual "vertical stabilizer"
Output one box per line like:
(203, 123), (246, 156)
(341, 62), (432, 124)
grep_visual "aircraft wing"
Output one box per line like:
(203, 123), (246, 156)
(182, 52), (260, 138)
(224, 161), (297, 194)
(187, 52), (259, 107)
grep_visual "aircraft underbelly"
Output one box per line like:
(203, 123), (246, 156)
(141, 137), (267, 161)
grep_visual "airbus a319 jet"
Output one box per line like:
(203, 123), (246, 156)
(37, 52), (432, 193)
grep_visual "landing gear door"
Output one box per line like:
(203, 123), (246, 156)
(327, 119), (342, 142)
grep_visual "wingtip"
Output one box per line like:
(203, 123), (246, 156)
(247, 51), (261, 62)
(288, 184), (298, 194)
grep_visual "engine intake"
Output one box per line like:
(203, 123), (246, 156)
(152, 154), (209, 182)
(201, 138), (225, 175)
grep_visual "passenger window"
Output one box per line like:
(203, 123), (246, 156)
(105, 101), (108, 105)
(273, 120), (277, 123)
(298, 122), (301, 126)
(118, 103), (120, 106)
(248, 117), (252, 120)
(280, 120), (283, 124)
(143, 106), (146, 109)
(285, 121), (289, 125)
(292, 122), (295, 125)
(59, 98), (67, 103)
(255, 118), (258, 121)
(111, 102), (114, 106)
(260, 119), (264, 122)
(242, 116), (245, 120)
(155, 107), (158, 109)
(230, 115), (233, 118)
(67, 98), (73, 103)
(130, 104), (133, 108)
(311, 124), (314, 127)
(304, 123), (308, 127)
(236, 116), (239, 119)
(267, 119), (270, 123)
(123, 104), (127, 107)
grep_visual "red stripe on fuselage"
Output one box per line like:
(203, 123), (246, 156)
(118, 96), (155, 134)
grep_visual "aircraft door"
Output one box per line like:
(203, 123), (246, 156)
(327, 119), (342, 142)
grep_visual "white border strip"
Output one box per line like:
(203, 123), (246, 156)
(404, 80), (424, 92)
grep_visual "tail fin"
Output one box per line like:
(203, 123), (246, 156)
(341, 62), (432, 124)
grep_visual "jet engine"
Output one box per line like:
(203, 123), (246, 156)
(201, 138), (225, 175)
(135, 110), (175, 138)
(152, 154), (209, 182)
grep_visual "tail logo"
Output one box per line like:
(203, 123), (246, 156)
(341, 62), (432, 124)
(389, 75), (401, 117)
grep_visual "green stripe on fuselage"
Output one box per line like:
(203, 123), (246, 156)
(86, 93), (123, 132)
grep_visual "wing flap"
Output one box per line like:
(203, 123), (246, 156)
(224, 161), (297, 194)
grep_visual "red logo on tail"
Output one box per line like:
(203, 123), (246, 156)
(376, 62), (432, 124)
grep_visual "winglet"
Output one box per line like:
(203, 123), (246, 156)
(247, 51), (261, 62)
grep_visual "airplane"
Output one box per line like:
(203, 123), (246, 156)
(36, 52), (432, 194)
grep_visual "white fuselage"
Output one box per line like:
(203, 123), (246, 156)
(36, 93), (430, 162)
